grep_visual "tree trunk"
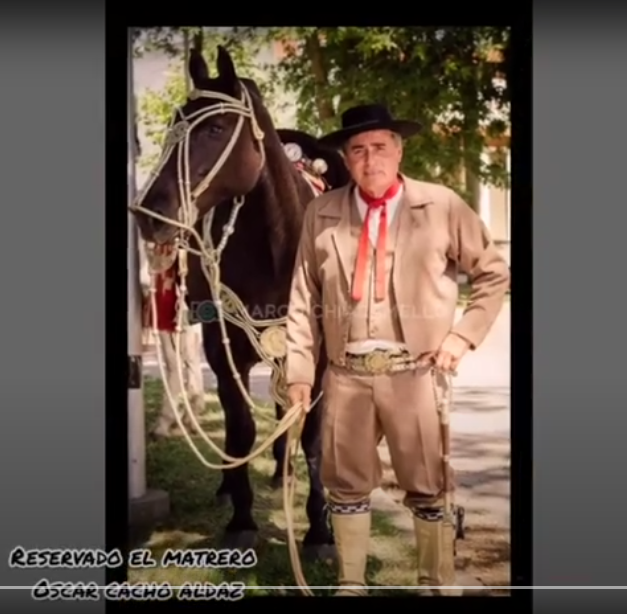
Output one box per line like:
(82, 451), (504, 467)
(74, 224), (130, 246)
(464, 163), (481, 213)
(304, 32), (335, 122)
(183, 30), (191, 93)
(460, 32), (481, 213)
(192, 28), (204, 53)
(461, 106), (481, 212)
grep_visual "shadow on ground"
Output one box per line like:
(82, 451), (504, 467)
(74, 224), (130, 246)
(379, 413), (511, 589)
(451, 388), (510, 413)
(380, 430), (510, 518)
(453, 431), (510, 527)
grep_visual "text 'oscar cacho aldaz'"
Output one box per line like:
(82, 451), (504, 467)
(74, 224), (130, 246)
(8, 545), (258, 601)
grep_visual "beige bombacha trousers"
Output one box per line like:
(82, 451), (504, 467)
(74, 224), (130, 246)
(321, 364), (461, 596)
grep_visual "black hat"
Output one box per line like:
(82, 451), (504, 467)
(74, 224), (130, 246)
(317, 103), (422, 149)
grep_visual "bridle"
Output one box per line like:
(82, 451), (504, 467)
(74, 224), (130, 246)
(128, 80), (323, 594)
(131, 82), (265, 247)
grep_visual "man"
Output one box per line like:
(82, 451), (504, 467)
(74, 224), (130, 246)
(139, 233), (206, 437)
(285, 104), (510, 595)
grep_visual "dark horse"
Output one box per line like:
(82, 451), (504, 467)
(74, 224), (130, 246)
(133, 45), (349, 557)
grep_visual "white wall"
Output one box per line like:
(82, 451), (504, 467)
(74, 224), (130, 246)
(478, 149), (511, 265)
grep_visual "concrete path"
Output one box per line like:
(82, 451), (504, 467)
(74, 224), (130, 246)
(143, 304), (511, 584)
(447, 305), (510, 531)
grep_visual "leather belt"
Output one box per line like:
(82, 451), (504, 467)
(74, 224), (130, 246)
(342, 349), (418, 375)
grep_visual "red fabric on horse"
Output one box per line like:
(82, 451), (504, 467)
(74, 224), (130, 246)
(142, 244), (178, 332)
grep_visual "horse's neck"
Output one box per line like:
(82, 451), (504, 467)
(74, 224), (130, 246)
(255, 151), (309, 249)
(247, 93), (312, 249)
(199, 154), (312, 251)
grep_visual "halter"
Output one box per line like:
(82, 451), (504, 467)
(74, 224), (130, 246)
(130, 81), (266, 256)
(129, 80), (331, 595)
(128, 76), (327, 447)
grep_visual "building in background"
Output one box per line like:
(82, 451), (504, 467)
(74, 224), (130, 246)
(480, 148), (511, 265)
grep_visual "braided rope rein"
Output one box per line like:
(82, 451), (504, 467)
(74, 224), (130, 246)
(130, 82), (323, 591)
(132, 82), (314, 470)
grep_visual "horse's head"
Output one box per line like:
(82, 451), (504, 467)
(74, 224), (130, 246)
(133, 46), (265, 244)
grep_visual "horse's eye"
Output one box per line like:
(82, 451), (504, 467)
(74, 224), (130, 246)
(207, 124), (223, 136)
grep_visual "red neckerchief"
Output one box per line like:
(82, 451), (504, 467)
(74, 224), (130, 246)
(351, 178), (402, 302)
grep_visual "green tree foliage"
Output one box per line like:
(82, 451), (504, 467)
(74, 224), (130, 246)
(134, 28), (273, 170)
(253, 27), (510, 205)
(134, 26), (510, 206)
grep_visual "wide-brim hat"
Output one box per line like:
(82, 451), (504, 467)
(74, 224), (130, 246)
(318, 103), (422, 149)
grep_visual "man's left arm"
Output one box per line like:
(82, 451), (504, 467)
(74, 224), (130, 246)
(447, 190), (511, 351)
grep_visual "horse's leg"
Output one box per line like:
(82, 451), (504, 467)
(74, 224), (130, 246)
(211, 371), (234, 508)
(270, 402), (292, 489)
(300, 359), (336, 560)
(214, 364), (258, 549)
(202, 326), (232, 505)
(153, 331), (182, 438)
(184, 323), (206, 418)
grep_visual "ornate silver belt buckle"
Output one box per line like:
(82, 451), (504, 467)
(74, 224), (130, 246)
(364, 351), (390, 375)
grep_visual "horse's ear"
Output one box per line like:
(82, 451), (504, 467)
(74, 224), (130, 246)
(216, 45), (237, 85)
(189, 48), (210, 88)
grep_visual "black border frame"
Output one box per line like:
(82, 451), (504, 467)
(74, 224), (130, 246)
(107, 15), (532, 612)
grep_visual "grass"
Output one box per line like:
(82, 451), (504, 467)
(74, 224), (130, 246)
(132, 378), (424, 596)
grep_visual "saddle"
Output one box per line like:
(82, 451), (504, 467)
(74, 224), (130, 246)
(281, 139), (329, 195)
(277, 128), (349, 194)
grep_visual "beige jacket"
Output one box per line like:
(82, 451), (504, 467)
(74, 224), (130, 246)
(285, 175), (510, 386)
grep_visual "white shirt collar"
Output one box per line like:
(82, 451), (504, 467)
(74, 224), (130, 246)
(354, 182), (404, 220)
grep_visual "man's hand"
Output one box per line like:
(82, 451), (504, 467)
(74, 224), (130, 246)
(417, 333), (471, 374)
(287, 383), (312, 412)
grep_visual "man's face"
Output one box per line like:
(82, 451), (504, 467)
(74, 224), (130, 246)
(343, 129), (403, 196)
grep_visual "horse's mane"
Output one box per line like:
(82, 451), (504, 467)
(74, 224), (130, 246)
(243, 82), (313, 274)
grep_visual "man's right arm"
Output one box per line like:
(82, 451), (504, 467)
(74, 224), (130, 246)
(285, 203), (322, 387)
